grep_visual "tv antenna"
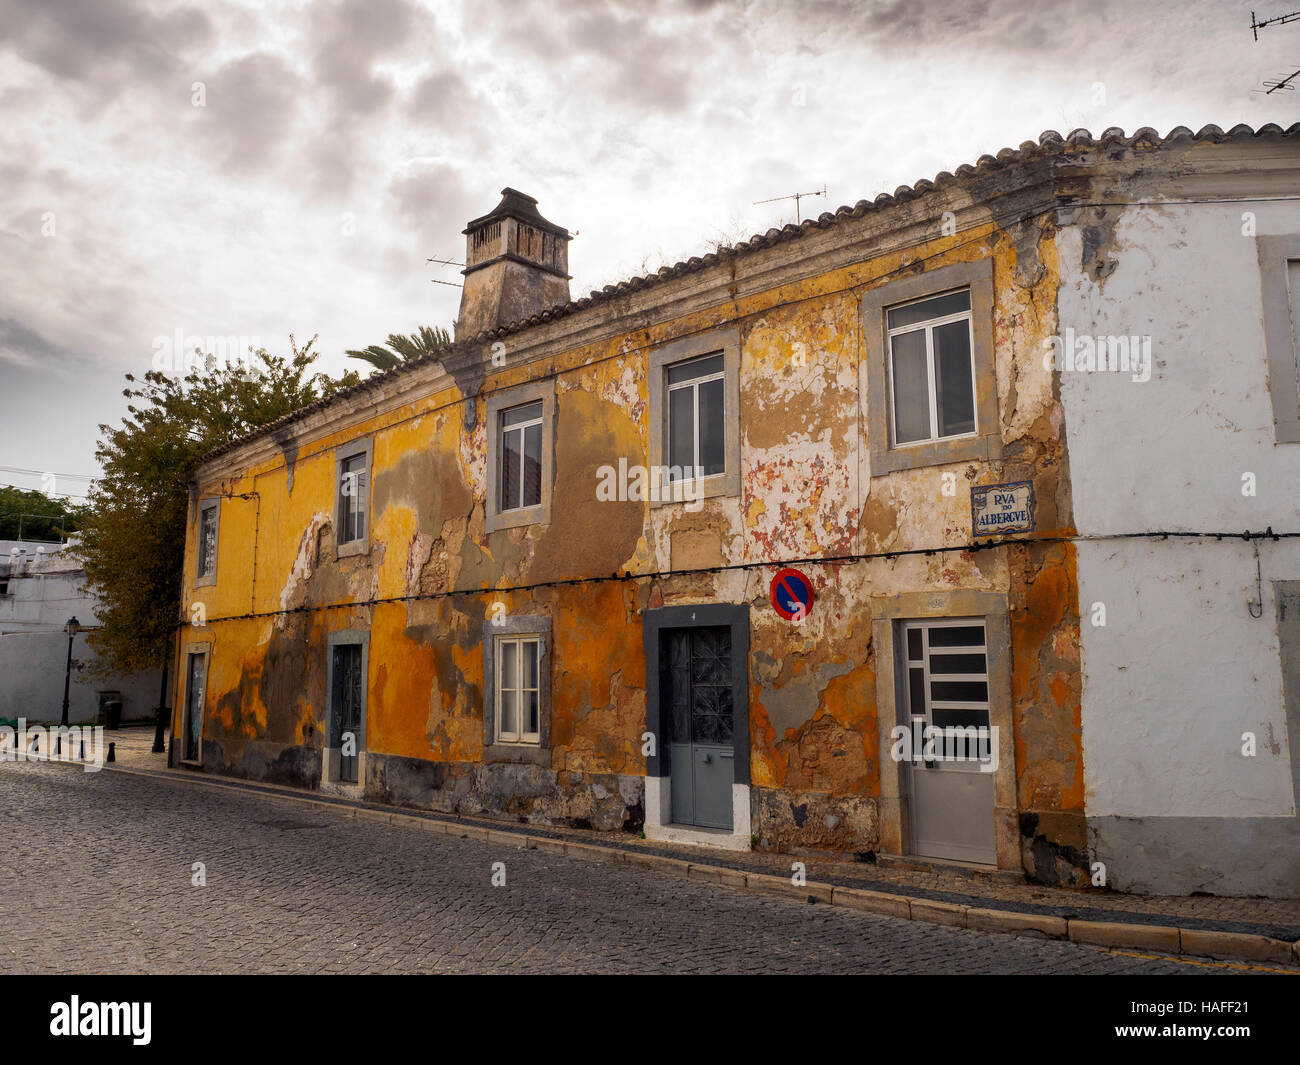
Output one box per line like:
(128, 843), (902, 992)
(1260, 69), (1300, 92)
(1250, 9), (1300, 93)
(1252, 8), (1300, 39)
(426, 255), (464, 289)
(753, 185), (828, 225)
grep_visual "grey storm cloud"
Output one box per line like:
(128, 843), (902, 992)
(194, 52), (305, 173)
(0, 317), (70, 365)
(485, 1), (728, 113)
(309, 0), (423, 114)
(0, 0), (213, 93)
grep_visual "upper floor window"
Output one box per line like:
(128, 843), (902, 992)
(334, 441), (372, 557)
(666, 353), (725, 481)
(888, 288), (976, 447)
(485, 382), (554, 533)
(499, 400), (543, 512)
(195, 497), (219, 586)
(862, 257), (1000, 476)
(648, 326), (741, 505)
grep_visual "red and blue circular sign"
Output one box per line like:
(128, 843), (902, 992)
(770, 568), (814, 621)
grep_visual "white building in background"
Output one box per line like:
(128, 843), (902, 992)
(0, 537), (160, 726)
(1057, 138), (1300, 895)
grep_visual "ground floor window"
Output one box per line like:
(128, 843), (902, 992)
(495, 635), (540, 744)
(901, 618), (991, 764)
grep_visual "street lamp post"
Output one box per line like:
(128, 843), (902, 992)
(58, 616), (80, 753)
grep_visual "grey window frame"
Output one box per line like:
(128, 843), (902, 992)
(1257, 235), (1300, 444)
(482, 614), (552, 765)
(334, 439), (372, 558)
(648, 326), (741, 506)
(863, 258), (1001, 475)
(485, 381), (555, 533)
(195, 496), (220, 587)
(323, 628), (370, 790)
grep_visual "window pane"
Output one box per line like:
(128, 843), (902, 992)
(526, 690), (539, 735)
(906, 627), (923, 661)
(908, 667), (926, 716)
(352, 481), (366, 540)
(933, 707), (991, 730)
(934, 320), (975, 437)
(928, 625), (985, 648)
(887, 289), (970, 330)
(501, 427), (522, 510)
(667, 353), (723, 385)
(890, 329), (930, 444)
(502, 401), (542, 427)
(931, 680), (989, 703)
(500, 689), (518, 736)
(500, 640), (517, 691)
(928, 652), (987, 675)
(668, 385), (695, 474)
(698, 378), (724, 476)
(523, 640), (538, 689)
(522, 423), (542, 508)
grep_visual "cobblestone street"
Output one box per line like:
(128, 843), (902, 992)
(0, 762), (1270, 974)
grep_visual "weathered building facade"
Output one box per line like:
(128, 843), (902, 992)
(173, 125), (1300, 896)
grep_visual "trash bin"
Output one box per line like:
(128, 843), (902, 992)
(98, 691), (123, 730)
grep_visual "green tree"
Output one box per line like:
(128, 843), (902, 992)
(0, 485), (88, 542)
(345, 325), (453, 372)
(77, 335), (359, 675)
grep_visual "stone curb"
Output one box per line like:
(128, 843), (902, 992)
(70, 759), (1300, 969)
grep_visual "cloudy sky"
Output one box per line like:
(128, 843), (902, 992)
(1, 0), (1295, 496)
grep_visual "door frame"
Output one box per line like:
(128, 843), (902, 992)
(323, 628), (369, 796)
(871, 590), (1019, 870)
(643, 603), (751, 849)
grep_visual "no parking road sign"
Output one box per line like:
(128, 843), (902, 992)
(770, 568), (814, 621)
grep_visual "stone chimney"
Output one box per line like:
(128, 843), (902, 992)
(455, 188), (572, 338)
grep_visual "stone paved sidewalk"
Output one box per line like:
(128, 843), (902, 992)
(93, 725), (1300, 942)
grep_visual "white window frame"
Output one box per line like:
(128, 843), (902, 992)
(886, 288), (978, 449)
(494, 634), (541, 745)
(901, 617), (990, 774)
(498, 400), (544, 513)
(665, 352), (725, 484)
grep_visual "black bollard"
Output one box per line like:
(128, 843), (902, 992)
(79, 738), (85, 760)
(107, 742), (115, 764)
